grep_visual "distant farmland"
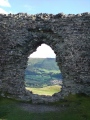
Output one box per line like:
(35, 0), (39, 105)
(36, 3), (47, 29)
(26, 85), (61, 96)
(25, 58), (62, 88)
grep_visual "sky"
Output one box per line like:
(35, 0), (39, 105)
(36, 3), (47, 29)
(30, 44), (56, 58)
(0, 0), (90, 58)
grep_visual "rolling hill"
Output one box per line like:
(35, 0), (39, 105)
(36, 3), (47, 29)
(25, 58), (62, 88)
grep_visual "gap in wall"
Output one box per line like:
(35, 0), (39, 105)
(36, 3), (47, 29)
(25, 43), (62, 96)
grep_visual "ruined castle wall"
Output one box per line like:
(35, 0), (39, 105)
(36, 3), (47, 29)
(0, 12), (90, 102)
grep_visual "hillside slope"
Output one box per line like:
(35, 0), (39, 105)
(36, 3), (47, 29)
(25, 58), (62, 87)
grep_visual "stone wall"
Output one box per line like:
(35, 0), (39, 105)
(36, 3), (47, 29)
(0, 12), (90, 103)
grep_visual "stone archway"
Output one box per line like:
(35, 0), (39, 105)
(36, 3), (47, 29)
(23, 39), (64, 103)
(0, 13), (90, 103)
(25, 43), (62, 97)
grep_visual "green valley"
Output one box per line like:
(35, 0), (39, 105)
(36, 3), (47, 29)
(25, 58), (62, 88)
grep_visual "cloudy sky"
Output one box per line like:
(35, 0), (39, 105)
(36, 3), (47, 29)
(30, 44), (56, 58)
(0, 0), (90, 14)
(0, 0), (90, 58)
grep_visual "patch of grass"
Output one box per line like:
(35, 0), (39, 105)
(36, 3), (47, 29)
(26, 85), (61, 96)
(0, 94), (90, 120)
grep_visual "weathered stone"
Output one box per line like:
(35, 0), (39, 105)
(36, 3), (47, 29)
(0, 12), (90, 103)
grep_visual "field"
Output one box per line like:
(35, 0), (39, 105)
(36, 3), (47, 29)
(0, 94), (90, 120)
(25, 58), (62, 88)
(26, 85), (61, 96)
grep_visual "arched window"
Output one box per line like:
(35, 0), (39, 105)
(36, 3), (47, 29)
(25, 44), (62, 96)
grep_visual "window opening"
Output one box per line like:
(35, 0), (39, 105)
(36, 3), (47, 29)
(25, 44), (62, 96)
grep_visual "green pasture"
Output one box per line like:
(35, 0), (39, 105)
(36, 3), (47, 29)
(26, 85), (61, 96)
